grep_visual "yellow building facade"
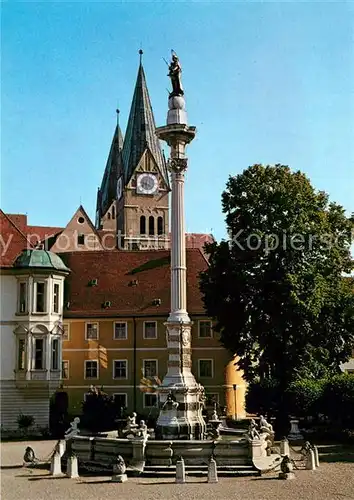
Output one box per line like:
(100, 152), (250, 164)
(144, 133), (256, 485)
(61, 315), (245, 418)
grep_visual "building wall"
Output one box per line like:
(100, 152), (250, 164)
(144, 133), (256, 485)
(0, 381), (53, 431)
(0, 268), (67, 430)
(0, 274), (17, 380)
(62, 315), (232, 416)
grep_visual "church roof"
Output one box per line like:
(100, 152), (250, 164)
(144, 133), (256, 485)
(98, 124), (124, 217)
(122, 61), (169, 186)
(61, 248), (208, 317)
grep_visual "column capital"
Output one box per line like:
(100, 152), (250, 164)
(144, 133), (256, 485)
(168, 158), (188, 174)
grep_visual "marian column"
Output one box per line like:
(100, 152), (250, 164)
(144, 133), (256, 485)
(156, 51), (206, 440)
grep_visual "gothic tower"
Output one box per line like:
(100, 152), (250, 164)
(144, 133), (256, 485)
(95, 112), (124, 232)
(95, 51), (170, 250)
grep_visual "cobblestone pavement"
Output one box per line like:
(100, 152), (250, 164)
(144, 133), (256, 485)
(1, 440), (354, 500)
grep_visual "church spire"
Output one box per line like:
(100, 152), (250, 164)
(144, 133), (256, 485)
(96, 108), (124, 227)
(122, 51), (169, 186)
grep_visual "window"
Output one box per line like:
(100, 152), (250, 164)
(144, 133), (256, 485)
(85, 322), (98, 340)
(198, 359), (213, 378)
(53, 283), (60, 313)
(108, 213), (111, 220)
(85, 360), (98, 379)
(114, 322), (127, 340)
(51, 338), (59, 370)
(35, 282), (46, 313)
(112, 206), (115, 219)
(113, 360), (128, 379)
(143, 359), (157, 377)
(144, 321), (157, 339)
(148, 216), (154, 235)
(78, 216), (85, 224)
(140, 215), (146, 235)
(113, 393), (127, 409)
(34, 339), (44, 369)
(18, 339), (25, 370)
(198, 320), (212, 338)
(18, 282), (27, 313)
(157, 216), (163, 235)
(77, 234), (85, 245)
(206, 393), (219, 405)
(144, 393), (157, 408)
(62, 360), (69, 379)
(62, 323), (70, 341)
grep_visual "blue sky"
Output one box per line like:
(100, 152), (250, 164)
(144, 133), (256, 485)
(2, 1), (353, 241)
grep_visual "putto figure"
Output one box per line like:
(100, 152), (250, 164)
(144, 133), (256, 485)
(168, 50), (184, 97)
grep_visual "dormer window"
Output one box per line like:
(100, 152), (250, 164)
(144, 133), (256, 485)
(18, 282), (27, 313)
(34, 282), (46, 313)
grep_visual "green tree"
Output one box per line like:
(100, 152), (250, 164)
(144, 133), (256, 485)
(200, 164), (354, 401)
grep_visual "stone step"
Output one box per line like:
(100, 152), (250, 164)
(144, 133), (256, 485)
(142, 465), (258, 477)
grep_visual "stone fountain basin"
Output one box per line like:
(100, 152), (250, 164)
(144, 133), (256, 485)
(70, 435), (251, 468)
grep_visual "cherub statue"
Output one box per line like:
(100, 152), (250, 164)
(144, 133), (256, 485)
(211, 402), (219, 421)
(126, 412), (137, 429)
(259, 415), (273, 433)
(248, 418), (260, 440)
(64, 417), (80, 440)
(138, 420), (148, 439)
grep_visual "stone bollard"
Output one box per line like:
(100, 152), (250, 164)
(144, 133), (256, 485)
(314, 446), (320, 468)
(280, 438), (290, 456)
(305, 450), (316, 470)
(50, 450), (62, 476)
(66, 454), (79, 478)
(58, 440), (66, 458)
(112, 455), (128, 483)
(175, 457), (186, 484)
(208, 457), (218, 483)
(288, 419), (304, 441)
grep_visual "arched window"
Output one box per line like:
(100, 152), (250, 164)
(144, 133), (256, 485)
(112, 206), (115, 219)
(108, 213), (111, 220)
(149, 216), (155, 236)
(140, 215), (146, 235)
(157, 216), (163, 235)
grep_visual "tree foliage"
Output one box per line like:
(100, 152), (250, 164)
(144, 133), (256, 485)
(81, 386), (124, 432)
(200, 164), (354, 387)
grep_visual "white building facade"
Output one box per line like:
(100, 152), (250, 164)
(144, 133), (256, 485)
(0, 250), (69, 431)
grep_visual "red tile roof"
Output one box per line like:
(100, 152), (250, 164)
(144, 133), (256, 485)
(61, 248), (208, 317)
(27, 225), (64, 245)
(0, 210), (32, 267)
(5, 213), (63, 245)
(6, 214), (28, 232)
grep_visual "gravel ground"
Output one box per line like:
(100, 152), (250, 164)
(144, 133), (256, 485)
(1, 440), (354, 500)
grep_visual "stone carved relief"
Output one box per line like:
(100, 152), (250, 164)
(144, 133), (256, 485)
(168, 158), (188, 173)
(181, 328), (190, 347)
(181, 353), (192, 368)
